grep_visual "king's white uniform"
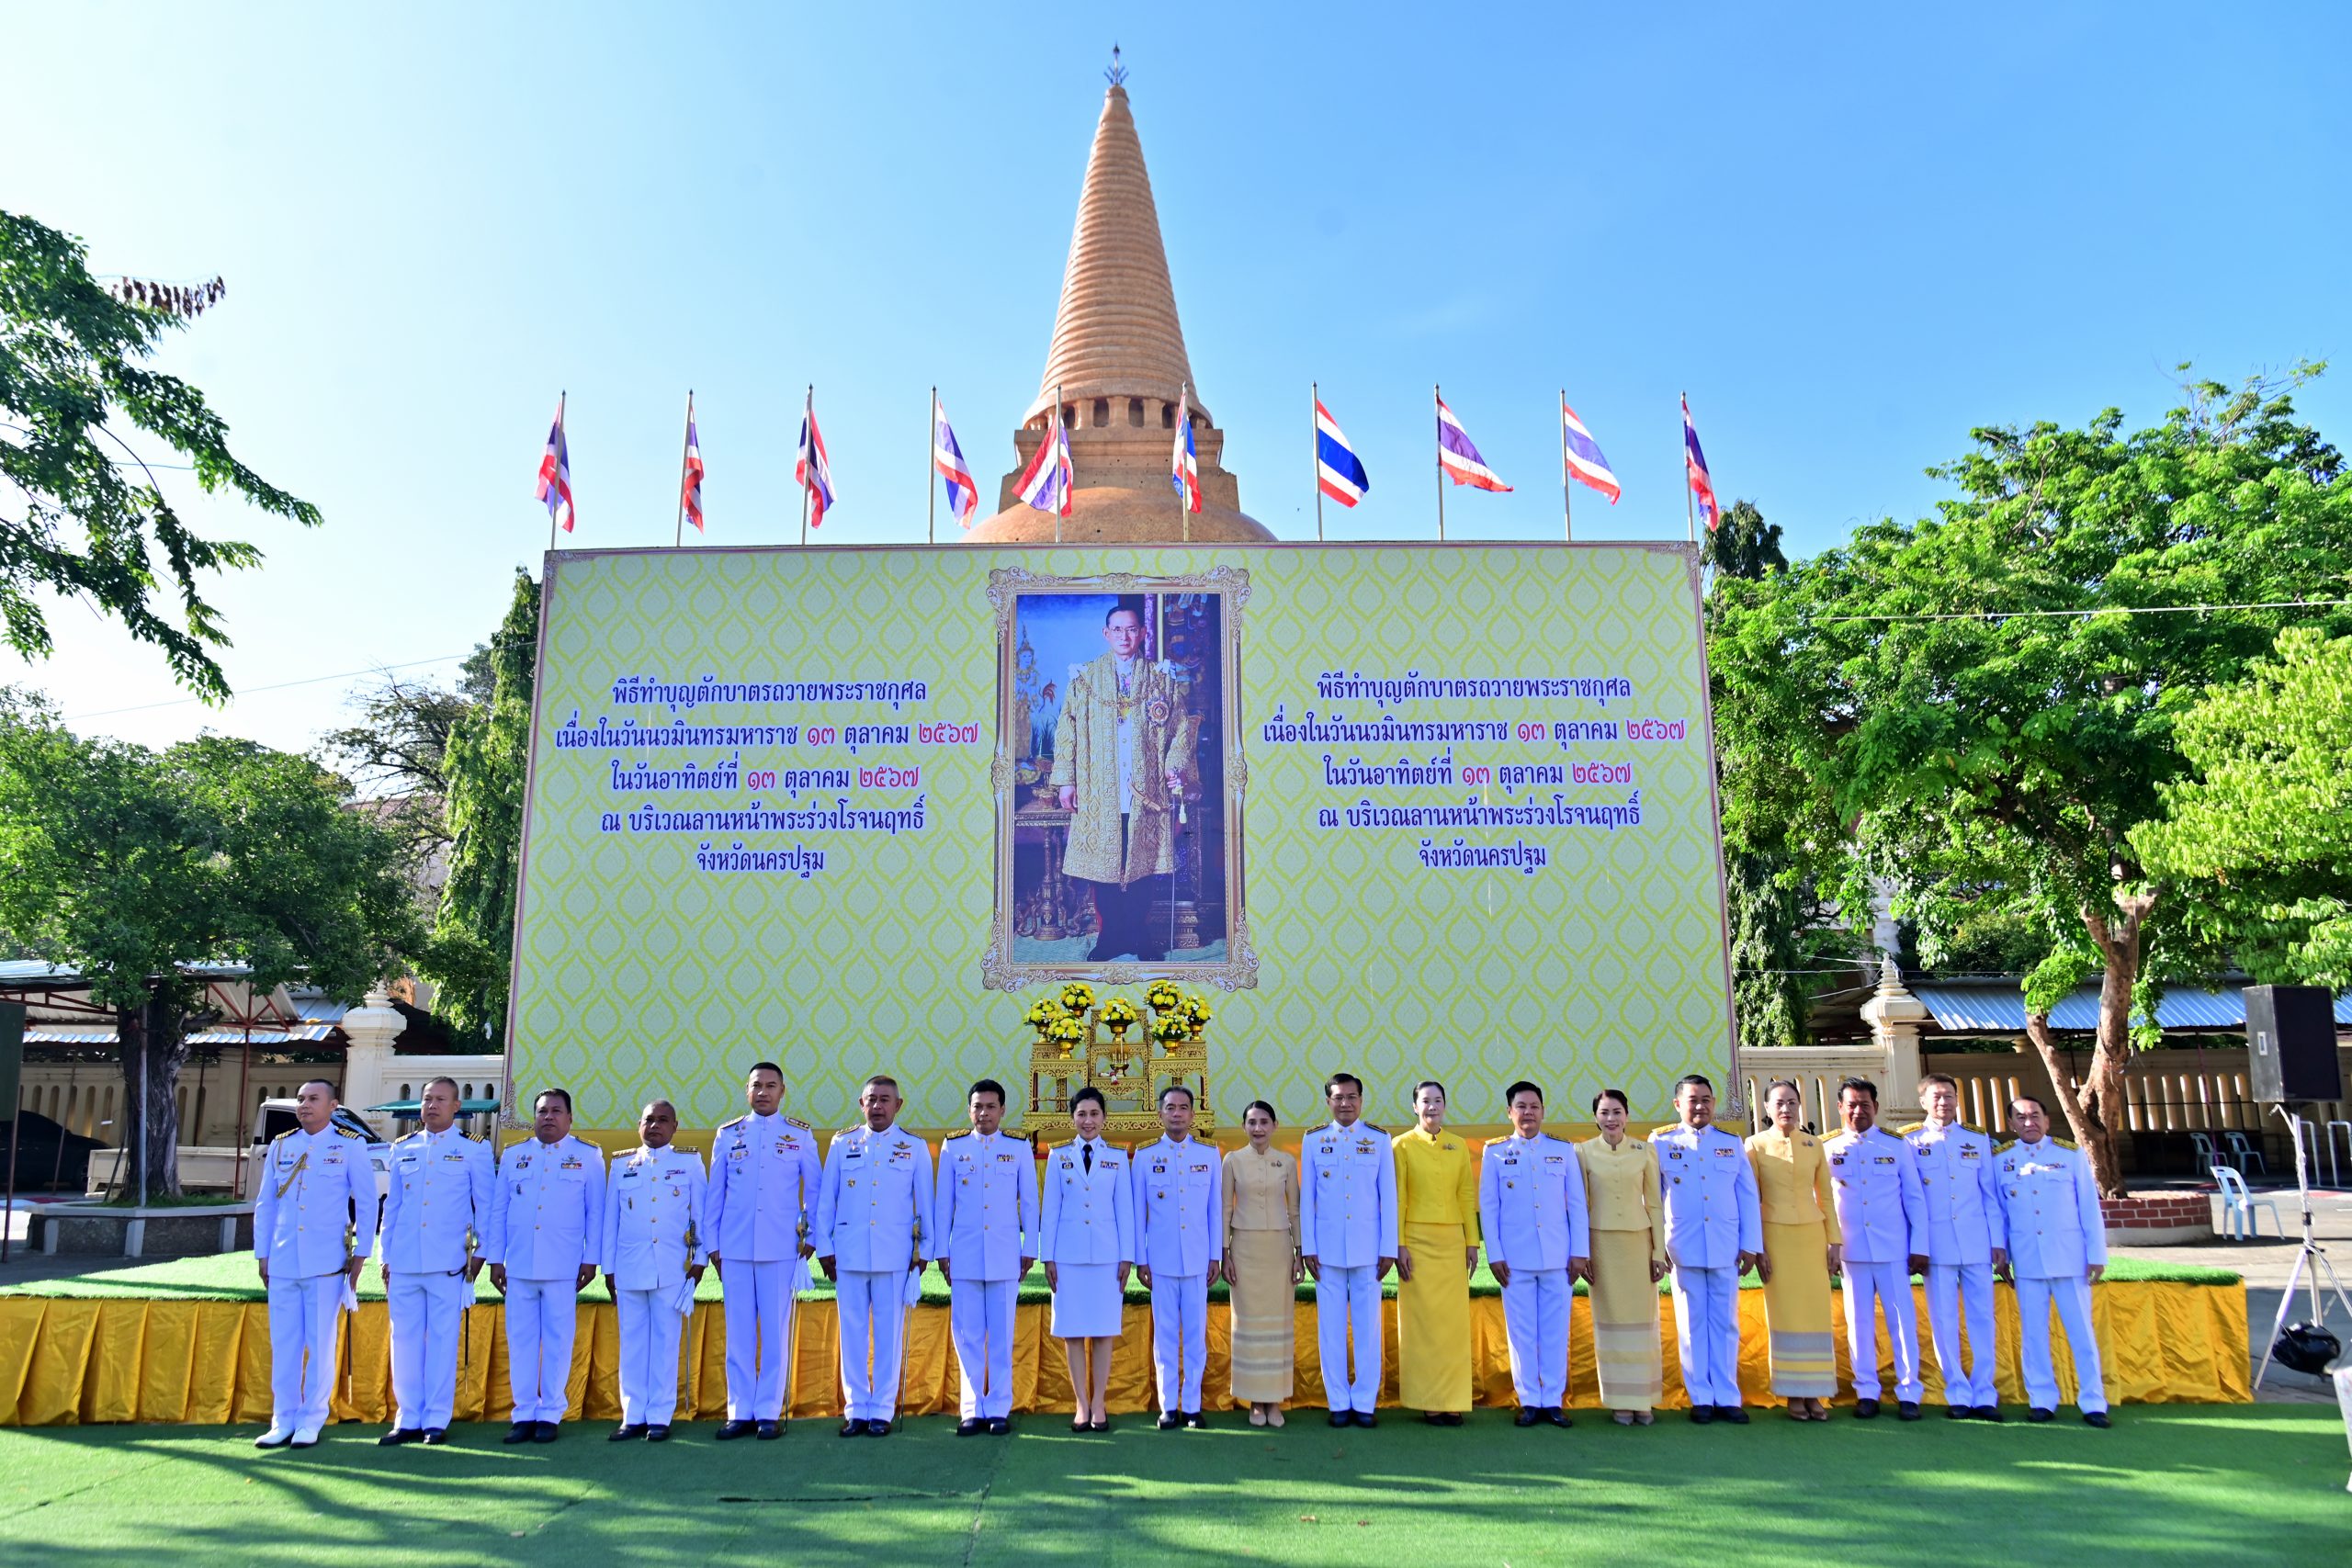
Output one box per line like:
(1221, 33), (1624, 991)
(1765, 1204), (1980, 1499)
(1824, 1125), (1927, 1404)
(1996, 1135), (2109, 1415)
(254, 1123), (378, 1439)
(1653, 1122), (1762, 1409)
(599, 1142), (708, 1427)
(814, 1122), (934, 1424)
(936, 1128), (1039, 1422)
(486, 1134), (604, 1426)
(1132, 1134), (1222, 1416)
(1905, 1118), (2007, 1408)
(379, 1123), (492, 1434)
(1477, 1132), (1590, 1409)
(705, 1111), (820, 1422)
(1299, 1119), (1398, 1415)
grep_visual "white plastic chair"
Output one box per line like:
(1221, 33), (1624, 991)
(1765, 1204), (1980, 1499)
(2190, 1132), (2222, 1173)
(2212, 1165), (2283, 1241)
(2224, 1131), (2268, 1178)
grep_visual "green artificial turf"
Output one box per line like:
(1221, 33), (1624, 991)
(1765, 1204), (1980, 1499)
(0, 1251), (2242, 1305)
(0, 1404), (2340, 1566)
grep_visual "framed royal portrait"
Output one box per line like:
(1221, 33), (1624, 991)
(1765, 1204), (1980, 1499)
(981, 566), (1254, 992)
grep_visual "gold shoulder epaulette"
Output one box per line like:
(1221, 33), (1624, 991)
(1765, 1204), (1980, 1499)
(574, 1136), (602, 1153)
(943, 1129), (971, 1143)
(1003, 1128), (1034, 1144)
(1361, 1122), (1385, 1134)
(782, 1114), (809, 1131)
(1894, 1121), (1926, 1134)
(272, 1127), (297, 1142)
(464, 1130), (485, 1143)
(392, 1130), (421, 1145)
(718, 1114), (747, 1131)
(334, 1124), (364, 1139)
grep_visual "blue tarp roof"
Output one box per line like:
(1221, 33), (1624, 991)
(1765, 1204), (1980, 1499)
(1914, 978), (2352, 1033)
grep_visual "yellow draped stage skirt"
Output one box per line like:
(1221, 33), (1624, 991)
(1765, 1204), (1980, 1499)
(1589, 1228), (1663, 1410)
(1397, 1221), (1473, 1413)
(1760, 1219), (1838, 1398)
(1227, 1228), (1296, 1403)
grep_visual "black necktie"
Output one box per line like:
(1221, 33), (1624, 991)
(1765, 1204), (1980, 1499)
(1083, 1144), (1094, 1173)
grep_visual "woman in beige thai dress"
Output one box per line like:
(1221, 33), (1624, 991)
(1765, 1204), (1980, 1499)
(1580, 1089), (1668, 1424)
(1221, 1100), (1302, 1426)
(1747, 1079), (1843, 1419)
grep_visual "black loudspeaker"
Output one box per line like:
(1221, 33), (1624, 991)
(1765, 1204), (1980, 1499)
(2244, 985), (2344, 1103)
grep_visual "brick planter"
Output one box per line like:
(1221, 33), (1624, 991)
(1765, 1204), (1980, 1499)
(2100, 1192), (2215, 1247)
(29, 1203), (253, 1259)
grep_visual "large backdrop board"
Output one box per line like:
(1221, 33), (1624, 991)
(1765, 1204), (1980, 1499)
(505, 542), (1737, 1132)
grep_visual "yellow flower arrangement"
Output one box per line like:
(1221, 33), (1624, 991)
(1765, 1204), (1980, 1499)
(1058, 981), (1097, 1017)
(1150, 1013), (1190, 1052)
(1100, 998), (1139, 1036)
(1023, 997), (1066, 1035)
(1146, 979), (1182, 1015)
(1178, 993), (1213, 1030)
(1046, 1015), (1085, 1056)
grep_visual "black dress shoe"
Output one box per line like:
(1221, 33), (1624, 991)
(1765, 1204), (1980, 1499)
(1718, 1405), (1750, 1425)
(840, 1419), (864, 1438)
(1546, 1408), (1574, 1427)
(1689, 1405), (1715, 1425)
(420, 1428), (447, 1446)
(1328, 1411), (1352, 1428)
(989, 1417), (1011, 1436)
(378, 1428), (421, 1447)
(1353, 1411), (1378, 1428)
(1159, 1412), (1184, 1430)
(1184, 1411), (1207, 1428)
(1898, 1401), (1922, 1421)
(1515, 1407), (1543, 1427)
(1438, 1411), (1464, 1427)
(608, 1424), (646, 1442)
(1853, 1398), (1882, 1419)
(715, 1419), (756, 1440)
(2083, 1410), (2110, 1428)
(1977, 1405), (2005, 1423)
(867, 1418), (892, 1437)
(757, 1420), (783, 1439)
(502, 1422), (536, 1445)
(957, 1418), (985, 1437)
(2027, 1407), (2054, 1423)
(1944, 1403), (1967, 1420)
(531, 1422), (560, 1443)
(647, 1426), (671, 1442)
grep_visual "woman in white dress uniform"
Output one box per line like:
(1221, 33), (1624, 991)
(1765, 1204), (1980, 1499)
(1041, 1087), (1136, 1431)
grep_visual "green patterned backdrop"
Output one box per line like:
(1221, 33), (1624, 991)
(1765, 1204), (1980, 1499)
(508, 543), (1734, 1131)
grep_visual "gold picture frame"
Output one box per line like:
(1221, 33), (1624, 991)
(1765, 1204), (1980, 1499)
(979, 566), (1257, 992)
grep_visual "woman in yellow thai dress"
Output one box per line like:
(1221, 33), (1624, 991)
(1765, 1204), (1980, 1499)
(1221, 1100), (1301, 1426)
(1746, 1079), (1843, 1419)
(1392, 1080), (1479, 1425)
(1579, 1089), (1668, 1425)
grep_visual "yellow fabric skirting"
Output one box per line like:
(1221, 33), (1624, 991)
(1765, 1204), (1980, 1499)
(1589, 1230), (1663, 1410)
(1759, 1219), (1838, 1398)
(0, 1280), (2247, 1426)
(1396, 1221), (1473, 1413)
(1226, 1230), (1296, 1403)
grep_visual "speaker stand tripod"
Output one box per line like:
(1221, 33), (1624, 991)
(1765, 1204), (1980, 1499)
(2254, 1107), (2352, 1389)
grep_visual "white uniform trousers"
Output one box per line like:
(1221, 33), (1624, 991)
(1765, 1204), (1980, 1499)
(1923, 1260), (1998, 1407)
(503, 1277), (581, 1424)
(836, 1270), (910, 1422)
(1148, 1273), (1209, 1414)
(387, 1269), (467, 1431)
(951, 1277), (1017, 1421)
(1500, 1268), (1571, 1407)
(1670, 1263), (1743, 1407)
(266, 1269), (345, 1431)
(1316, 1262), (1384, 1414)
(2016, 1274), (2108, 1414)
(723, 1260), (795, 1421)
(1843, 1259), (1922, 1402)
(616, 1286), (686, 1426)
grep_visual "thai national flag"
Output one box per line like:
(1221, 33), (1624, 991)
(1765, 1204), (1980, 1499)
(680, 400), (706, 531)
(1437, 396), (1511, 492)
(1561, 400), (1620, 504)
(934, 397), (978, 525)
(1682, 393), (1718, 529)
(1316, 398), (1370, 507)
(796, 395), (834, 529)
(1170, 386), (1201, 513)
(1015, 410), (1073, 517)
(535, 400), (574, 532)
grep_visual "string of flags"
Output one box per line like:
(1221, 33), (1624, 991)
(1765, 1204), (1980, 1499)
(532, 385), (1722, 543)
(107, 274), (227, 318)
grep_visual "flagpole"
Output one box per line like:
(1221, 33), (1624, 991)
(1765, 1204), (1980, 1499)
(1433, 383), (1446, 544)
(548, 389), (565, 555)
(1053, 383), (1064, 547)
(800, 385), (813, 547)
(1559, 389), (1572, 544)
(674, 390), (692, 547)
(1682, 391), (1695, 546)
(928, 388), (938, 546)
(1312, 382), (1324, 543)
(1180, 382), (1192, 545)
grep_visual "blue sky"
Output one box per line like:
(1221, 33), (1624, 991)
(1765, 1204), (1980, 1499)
(8, 2), (2346, 757)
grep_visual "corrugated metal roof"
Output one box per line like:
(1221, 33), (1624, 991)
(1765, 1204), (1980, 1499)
(24, 1024), (341, 1046)
(1916, 979), (2352, 1033)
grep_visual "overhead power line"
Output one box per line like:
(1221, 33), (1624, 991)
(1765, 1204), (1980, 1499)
(1823, 597), (2352, 625)
(63, 653), (469, 722)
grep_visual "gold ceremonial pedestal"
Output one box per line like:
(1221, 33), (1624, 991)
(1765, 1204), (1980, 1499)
(1027, 1006), (1213, 1142)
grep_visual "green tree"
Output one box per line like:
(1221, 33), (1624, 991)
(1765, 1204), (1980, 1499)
(1712, 368), (2352, 1193)
(0, 695), (420, 1194)
(2134, 627), (2352, 985)
(0, 211), (319, 700)
(422, 570), (537, 1048)
(324, 672), (475, 877)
